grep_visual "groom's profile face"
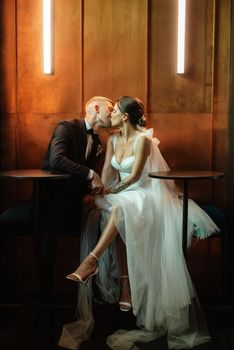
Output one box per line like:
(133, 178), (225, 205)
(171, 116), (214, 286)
(96, 102), (113, 129)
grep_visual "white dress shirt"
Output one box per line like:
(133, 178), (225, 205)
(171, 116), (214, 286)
(84, 119), (94, 180)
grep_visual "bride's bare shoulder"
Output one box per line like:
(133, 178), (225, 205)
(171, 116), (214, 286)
(136, 131), (150, 141)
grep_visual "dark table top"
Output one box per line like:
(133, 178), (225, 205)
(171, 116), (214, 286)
(0, 169), (70, 180)
(148, 170), (225, 180)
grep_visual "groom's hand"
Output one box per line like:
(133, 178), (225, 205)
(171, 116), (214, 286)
(83, 194), (97, 211)
(90, 171), (104, 194)
(101, 188), (111, 196)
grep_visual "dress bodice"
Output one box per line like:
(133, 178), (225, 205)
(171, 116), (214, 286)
(111, 137), (150, 185)
(111, 155), (135, 173)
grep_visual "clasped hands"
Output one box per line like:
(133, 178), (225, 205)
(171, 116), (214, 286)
(89, 171), (108, 195)
(85, 171), (112, 211)
(90, 171), (112, 193)
(90, 170), (128, 196)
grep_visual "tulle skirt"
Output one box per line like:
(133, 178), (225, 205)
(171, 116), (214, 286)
(95, 178), (218, 348)
(59, 177), (218, 349)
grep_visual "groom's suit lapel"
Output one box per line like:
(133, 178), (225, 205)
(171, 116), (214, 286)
(73, 119), (87, 164)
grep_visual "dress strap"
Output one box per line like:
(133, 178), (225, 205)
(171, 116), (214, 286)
(133, 133), (145, 153)
(112, 134), (118, 152)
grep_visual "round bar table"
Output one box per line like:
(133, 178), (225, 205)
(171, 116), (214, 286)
(148, 170), (225, 257)
(0, 169), (71, 303)
(0, 169), (70, 246)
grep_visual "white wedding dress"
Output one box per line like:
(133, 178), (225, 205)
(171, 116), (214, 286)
(59, 129), (219, 350)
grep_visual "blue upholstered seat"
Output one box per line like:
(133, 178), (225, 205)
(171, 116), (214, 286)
(0, 202), (33, 236)
(0, 202), (79, 237)
(198, 203), (225, 236)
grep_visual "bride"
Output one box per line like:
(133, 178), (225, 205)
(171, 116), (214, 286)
(61, 96), (219, 350)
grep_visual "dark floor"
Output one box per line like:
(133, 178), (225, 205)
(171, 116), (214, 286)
(0, 295), (234, 350)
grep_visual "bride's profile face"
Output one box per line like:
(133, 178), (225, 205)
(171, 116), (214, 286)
(111, 103), (124, 127)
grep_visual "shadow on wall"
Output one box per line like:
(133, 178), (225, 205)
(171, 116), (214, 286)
(0, 2), (19, 211)
(0, 0), (5, 168)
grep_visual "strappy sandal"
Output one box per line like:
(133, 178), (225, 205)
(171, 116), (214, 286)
(119, 275), (132, 312)
(66, 252), (99, 285)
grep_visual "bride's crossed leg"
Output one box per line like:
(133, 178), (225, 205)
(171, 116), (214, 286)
(66, 212), (131, 310)
(116, 235), (132, 311)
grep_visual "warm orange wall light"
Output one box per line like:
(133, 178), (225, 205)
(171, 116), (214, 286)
(43, 0), (53, 74)
(177, 0), (186, 74)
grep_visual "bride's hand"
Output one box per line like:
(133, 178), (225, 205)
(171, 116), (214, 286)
(97, 188), (111, 197)
(90, 171), (104, 195)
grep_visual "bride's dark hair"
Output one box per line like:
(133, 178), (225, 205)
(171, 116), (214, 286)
(117, 96), (146, 127)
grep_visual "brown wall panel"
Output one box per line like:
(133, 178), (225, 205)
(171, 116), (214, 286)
(0, 113), (18, 210)
(0, 0), (17, 114)
(0, 0), (17, 210)
(83, 0), (148, 105)
(149, 113), (212, 169)
(212, 0), (230, 209)
(17, 112), (82, 168)
(149, 0), (214, 113)
(17, 0), (82, 113)
(0, 113), (17, 169)
(149, 112), (213, 201)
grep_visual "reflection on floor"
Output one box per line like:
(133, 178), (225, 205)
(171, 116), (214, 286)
(0, 296), (234, 350)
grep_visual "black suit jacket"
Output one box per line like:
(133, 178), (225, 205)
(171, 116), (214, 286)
(34, 118), (104, 237)
(42, 118), (103, 179)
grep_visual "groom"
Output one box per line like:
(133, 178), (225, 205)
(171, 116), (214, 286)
(37, 96), (114, 303)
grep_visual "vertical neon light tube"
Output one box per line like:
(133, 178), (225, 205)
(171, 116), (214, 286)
(43, 0), (52, 74)
(177, 0), (186, 74)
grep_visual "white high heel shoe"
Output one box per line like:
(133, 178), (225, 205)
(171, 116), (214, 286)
(119, 275), (132, 312)
(66, 252), (99, 285)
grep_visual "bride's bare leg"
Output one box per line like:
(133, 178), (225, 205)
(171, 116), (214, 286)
(116, 235), (131, 311)
(67, 212), (118, 281)
(116, 235), (128, 276)
(92, 212), (118, 257)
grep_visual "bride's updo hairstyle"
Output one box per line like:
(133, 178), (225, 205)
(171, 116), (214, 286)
(117, 96), (146, 127)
